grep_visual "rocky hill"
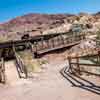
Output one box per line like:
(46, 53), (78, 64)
(0, 12), (100, 42)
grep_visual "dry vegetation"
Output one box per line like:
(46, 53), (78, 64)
(0, 12), (100, 41)
(18, 51), (48, 73)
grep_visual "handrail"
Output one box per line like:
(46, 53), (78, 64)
(0, 58), (5, 83)
(71, 62), (100, 67)
(67, 52), (100, 76)
(35, 34), (85, 52)
(13, 46), (28, 78)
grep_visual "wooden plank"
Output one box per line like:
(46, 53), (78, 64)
(0, 33), (85, 49)
(73, 68), (100, 76)
(76, 57), (80, 74)
(70, 54), (98, 59)
(60, 35), (64, 45)
(71, 62), (100, 67)
(13, 45), (28, 78)
(68, 57), (73, 73)
(0, 58), (5, 83)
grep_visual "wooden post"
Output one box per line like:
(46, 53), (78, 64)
(35, 41), (38, 52)
(66, 37), (69, 44)
(53, 37), (57, 47)
(57, 36), (60, 46)
(68, 56), (73, 73)
(0, 58), (5, 83)
(60, 35), (64, 45)
(76, 57), (80, 75)
(97, 51), (100, 63)
(29, 42), (33, 52)
(41, 37), (44, 50)
(51, 38), (55, 48)
(97, 54), (99, 63)
(1, 58), (5, 83)
(46, 39), (50, 48)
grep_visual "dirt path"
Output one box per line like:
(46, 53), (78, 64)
(5, 61), (19, 85)
(0, 61), (100, 100)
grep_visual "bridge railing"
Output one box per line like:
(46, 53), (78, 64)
(34, 34), (85, 53)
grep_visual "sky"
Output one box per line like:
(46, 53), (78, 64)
(0, 0), (100, 22)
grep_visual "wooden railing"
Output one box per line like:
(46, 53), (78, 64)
(0, 32), (86, 59)
(0, 58), (5, 83)
(33, 34), (85, 57)
(13, 46), (28, 78)
(67, 53), (100, 76)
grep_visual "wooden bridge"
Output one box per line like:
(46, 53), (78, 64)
(31, 33), (85, 58)
(0, 32), (86, 83)
(0, 32), (85, 59)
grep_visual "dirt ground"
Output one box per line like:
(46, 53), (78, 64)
(0, 59), (100, 100)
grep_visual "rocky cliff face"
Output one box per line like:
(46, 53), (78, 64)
(0, 13), (100, 41)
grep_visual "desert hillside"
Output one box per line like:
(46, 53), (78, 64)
(0, 12), (100, 41)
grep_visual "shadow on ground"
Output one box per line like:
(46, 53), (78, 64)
(60, 67), (100, 95)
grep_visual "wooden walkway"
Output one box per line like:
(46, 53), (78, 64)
(0, 32), (86, 59)
(32, 33), (85, 57)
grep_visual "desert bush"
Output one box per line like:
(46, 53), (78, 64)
(18, 51), (48, 73)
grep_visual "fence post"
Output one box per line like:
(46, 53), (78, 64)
(46, 39), (50, 48)
(60, 35), (64, 45)
(97, 50), (100, 63)
(68, 56), (73, 73)
(0, 58), (5, 84)
(28, 42), (32, 52)
(51, 38), (55, 48)
(57, 36), (60, 46)
(76, 57), (81, 75)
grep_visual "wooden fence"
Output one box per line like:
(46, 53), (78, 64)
(0, 58), (5, 83)
(13, 46), (28, 78)
(67, 52), (100, 76)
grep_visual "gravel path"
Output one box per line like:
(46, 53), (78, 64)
(0, 61), (100, 100)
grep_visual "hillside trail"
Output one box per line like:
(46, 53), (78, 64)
(0, 60), (100, 100)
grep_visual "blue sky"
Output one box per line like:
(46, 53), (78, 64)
(0, 0), (100, 22)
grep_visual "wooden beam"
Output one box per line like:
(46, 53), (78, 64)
(71, 62), (100, 67)
(68, 57), (73, 73)
(73, 68), (100, 76)
(76, 57), (80, 75)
